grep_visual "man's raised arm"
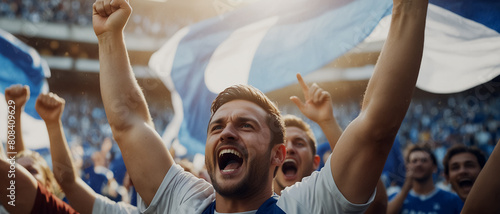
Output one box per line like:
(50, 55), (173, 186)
(4, 84), (30, 155)
(331, 0), (428, 204)
(290, 73), (343, 149)
(292, 74), (388, 213)
(93, 0), (174, 205)
(36, 92), (97, 214)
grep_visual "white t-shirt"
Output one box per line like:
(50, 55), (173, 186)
(92, 194), (139, 214)
(138, 155), (374, 213)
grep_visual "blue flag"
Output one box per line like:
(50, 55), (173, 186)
(0, 28), (51, 149)
(366, 0), (500, 94)
(150, 0), (393, 157)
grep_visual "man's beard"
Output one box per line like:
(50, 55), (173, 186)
(413, 172), (433, 183)
(209, 148), (272, 199)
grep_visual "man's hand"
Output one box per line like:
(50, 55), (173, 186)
(4, 85), (30, 109)
(402, 166), (415, 190)
(290, 73), (334, 125)
(92, 0), (132, 37)
(35, 92), (65, 123)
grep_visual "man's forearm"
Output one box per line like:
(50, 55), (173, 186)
(317, 119), (342, 151)
(46, 120), (77, 186)
(96, 28), (173, 205)
(7, 111), (24, 154)
(361, 1), (428, 136)
(330, 0), (428, 205)
(46, 120), (96, 214)
(98, 33), (152, 132)
(387, 182), (412, 214)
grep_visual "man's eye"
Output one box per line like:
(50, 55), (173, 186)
(296, 142), (305, 147)
(242, 123), (253, 129)
(211, 125), (223, 131)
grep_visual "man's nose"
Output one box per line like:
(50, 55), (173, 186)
(220, 124), (238, 142)
(285, 142), (296, 155)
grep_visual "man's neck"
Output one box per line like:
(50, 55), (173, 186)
(412, 177), (435, 195)
(215, 190), (274, 213)
(272, 179), (284, 196)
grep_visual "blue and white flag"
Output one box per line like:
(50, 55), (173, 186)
(0, 28), (51, 150)
(150, 0), (393, 157)
(365, 0), (500, 94)
(418, 0), (500, 93)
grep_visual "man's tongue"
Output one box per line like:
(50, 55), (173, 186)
(224, 160), (241, 170)
(285, 168), (297, 177)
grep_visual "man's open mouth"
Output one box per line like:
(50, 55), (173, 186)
(458, 178), (474, 189)
(218, 149), (243, 173)
(282, 159), (298, 178)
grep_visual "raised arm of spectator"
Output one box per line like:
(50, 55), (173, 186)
(4, 84), (29, 154)
(0, 157), (39, 213)
(0, 158), (77, 213)
(330, 0), (428, 204)
(292, 73), (387, 213)
(36, 92), (96, 214)
(290, 73), (342, 150)
(387, 167), (414, 214)
(461, 140), (500, 214)
(93, 0), (173, 205)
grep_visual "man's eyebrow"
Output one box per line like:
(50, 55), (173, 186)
(464, 160), (477, 164)
(209, 118), (224, 127)
(234, 116), (260, 125)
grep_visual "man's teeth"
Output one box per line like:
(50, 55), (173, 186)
(219, 149), (242, 158)
(459, 178), (471, 182)
(284, 159), (297, 164)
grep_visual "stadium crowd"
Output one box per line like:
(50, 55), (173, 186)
(1, 0), (500, 213)
(0, 0), (184, 37)
(1, 76), (499, 213)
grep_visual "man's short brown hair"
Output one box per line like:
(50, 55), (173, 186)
(404, 143), (437, 166)
(282, 114), (317, 155)
(209, 84), (285, 148)
(442, 144), (486, 177)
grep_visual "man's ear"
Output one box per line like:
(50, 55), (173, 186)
(313, 155), (321, 170)
(272, 144), (286, 166)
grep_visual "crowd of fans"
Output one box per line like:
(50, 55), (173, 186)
(0, 0), (192, 38)
(284, 86), (500, 158)
(32, 81), (498, 206)
(3, 79), (498, 211)
(54, 91), (174, 204)
(0, 0), (92, 25)
(1, 0), (498, 211)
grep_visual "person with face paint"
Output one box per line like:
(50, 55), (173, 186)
(93, 0), (429, 212)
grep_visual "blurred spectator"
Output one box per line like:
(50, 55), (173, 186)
(387, 144), (463, 214)
(0, 0), (189, 38)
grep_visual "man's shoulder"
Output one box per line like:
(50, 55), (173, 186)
(137, 164), (215, 213)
